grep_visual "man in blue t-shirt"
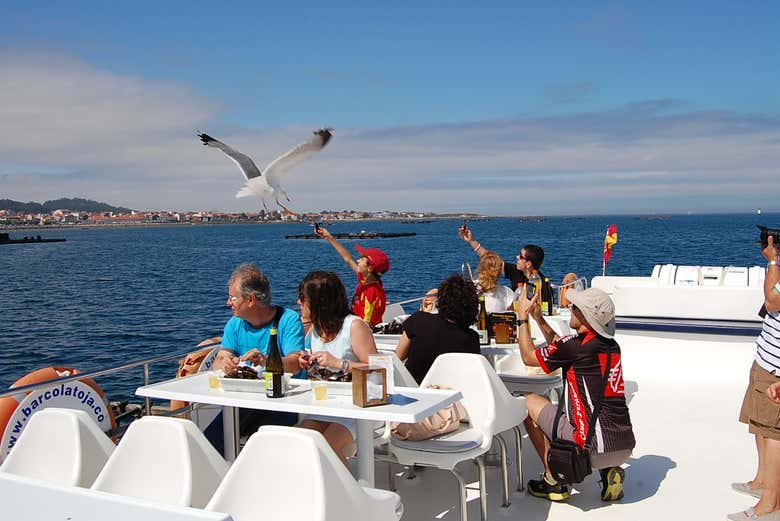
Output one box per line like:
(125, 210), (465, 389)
(207, 263), (306, 451)
(218, 264), (305, 373)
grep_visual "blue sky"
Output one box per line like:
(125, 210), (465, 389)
(0, 1), (778, 215)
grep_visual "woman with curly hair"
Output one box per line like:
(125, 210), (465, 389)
(395, 274), (480, 384)
(477, 250), (515, 313)
(296, 271), (378, 465)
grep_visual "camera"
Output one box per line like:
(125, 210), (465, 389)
(526, 283), (537, 299)
(757, 225), (780, 249)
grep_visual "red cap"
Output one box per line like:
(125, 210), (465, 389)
(355, 244), (390, 274)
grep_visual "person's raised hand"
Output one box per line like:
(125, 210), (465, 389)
(458, 226), (473, 242)
(316, 226), (332, 239)
(514, 289), (540, 320)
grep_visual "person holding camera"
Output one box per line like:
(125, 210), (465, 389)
(515, 287), (635, 502)
(458, 224), (549, 293)
(729, 235), (780, 520)
(315, 225), (389, 328)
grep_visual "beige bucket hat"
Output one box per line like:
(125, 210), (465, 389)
(567, 288), (616, 338)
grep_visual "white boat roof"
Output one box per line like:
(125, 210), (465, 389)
(381, 330), (758, 521)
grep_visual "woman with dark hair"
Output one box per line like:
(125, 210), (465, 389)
(296, 270), (378, 465)
(395, 274), (481, 384)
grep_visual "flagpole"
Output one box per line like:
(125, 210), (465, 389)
(602, 226), (607, 276)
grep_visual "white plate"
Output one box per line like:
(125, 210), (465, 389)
(219, 373), (299, 393)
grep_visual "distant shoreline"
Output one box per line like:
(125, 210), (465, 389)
(0, 215), (486, 232)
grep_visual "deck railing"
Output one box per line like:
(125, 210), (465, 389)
(0, 340), (222, 421)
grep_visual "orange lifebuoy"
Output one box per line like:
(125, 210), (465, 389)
(0, 367), (117, 452)
(170, 337), (223, 414)
(421, 289), (438, 313)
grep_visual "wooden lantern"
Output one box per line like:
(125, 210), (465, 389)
(490, 312), (517, 344)
(352, 366), (387, 407)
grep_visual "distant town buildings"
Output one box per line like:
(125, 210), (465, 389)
(0, 208), (469, 228)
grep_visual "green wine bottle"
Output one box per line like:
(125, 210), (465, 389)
(265, 326), (284, 398)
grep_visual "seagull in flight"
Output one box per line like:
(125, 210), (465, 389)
(197, 128), (333, 215)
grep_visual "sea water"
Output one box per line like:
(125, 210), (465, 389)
(0, 213), (775, 398)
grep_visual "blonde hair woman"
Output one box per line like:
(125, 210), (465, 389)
(477, 251), (515, 313)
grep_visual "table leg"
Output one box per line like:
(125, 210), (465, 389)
(222, 406), (239, 462)
(356, 419), (374, 487)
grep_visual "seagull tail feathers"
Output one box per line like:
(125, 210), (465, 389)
(236, 186), (254, 198)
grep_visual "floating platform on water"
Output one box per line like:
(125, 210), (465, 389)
(399, 219), (432, 224)
(0, 233), (66, 245)
(285, 231), (416, 240)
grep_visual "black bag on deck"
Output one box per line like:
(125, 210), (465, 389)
(547, 348), (612, 484)
(547, 437), (592, 485)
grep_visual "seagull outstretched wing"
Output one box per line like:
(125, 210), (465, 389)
(197, 132), (262, 180)
(263, 128), (333, 189)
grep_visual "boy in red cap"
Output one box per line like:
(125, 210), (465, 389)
(315, 226), (389, 328)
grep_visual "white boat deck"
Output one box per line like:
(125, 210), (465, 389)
(0, 330), (762, 520)
(375, 331), (758, 521)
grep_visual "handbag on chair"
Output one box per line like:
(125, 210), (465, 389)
(547, 347), (611, 484)
(390, 385), (468, 441)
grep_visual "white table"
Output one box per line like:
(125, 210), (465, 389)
(0, 471), (232, 521)
(374, 334), (552, 357)
(136, 373), (462, 487)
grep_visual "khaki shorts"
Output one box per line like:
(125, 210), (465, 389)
(739, 361), (780, 441)
(537, 404), (631, 469)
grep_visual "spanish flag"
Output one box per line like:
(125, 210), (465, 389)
(603, 224), (618, 274)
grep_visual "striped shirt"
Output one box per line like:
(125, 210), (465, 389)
(756, 306), (780, 374)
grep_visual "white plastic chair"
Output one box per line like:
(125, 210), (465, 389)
(371, 353), (419, 450)
(495, 355), (563, 399)
(0, 408), (115, 487)
(206, 425), (402, 521)
(494, 314), (564, 401)
(385, 353), (527, 521)
(382, 303), (406, 324)
(91, 416), (228, 508)
(390, 352), (418, 388)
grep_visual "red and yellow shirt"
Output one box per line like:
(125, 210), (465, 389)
(351, 274), (386, 328)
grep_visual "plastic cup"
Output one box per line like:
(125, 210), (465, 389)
(208, 374), (221, 390)
(312, 381), (328, 400)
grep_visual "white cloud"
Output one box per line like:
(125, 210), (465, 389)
(1, 49), (778, 215)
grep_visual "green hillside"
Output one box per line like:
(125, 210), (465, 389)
(0, 198), (133, 214)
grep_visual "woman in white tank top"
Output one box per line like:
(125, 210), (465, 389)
(297, 271), (378, 466)
(477, 250), (515, 312)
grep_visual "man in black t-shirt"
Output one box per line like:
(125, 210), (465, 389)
(516, 287), (635, 502)
(458, 225), (551, 294)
